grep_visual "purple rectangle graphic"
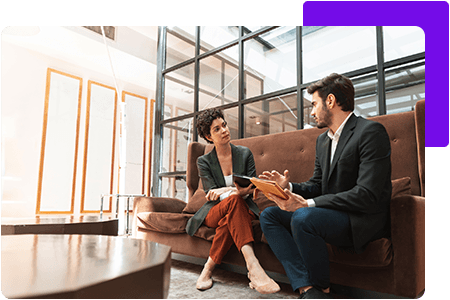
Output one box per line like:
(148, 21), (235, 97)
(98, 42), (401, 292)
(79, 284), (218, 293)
(304, 1), (449, 147)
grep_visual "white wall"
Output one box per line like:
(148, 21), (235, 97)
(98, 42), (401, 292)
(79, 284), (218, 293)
(2, 29), (156, 217)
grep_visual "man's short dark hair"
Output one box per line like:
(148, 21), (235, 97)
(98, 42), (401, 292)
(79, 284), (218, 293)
(307, 73), (355, 112)
(196, 108), (225, 144)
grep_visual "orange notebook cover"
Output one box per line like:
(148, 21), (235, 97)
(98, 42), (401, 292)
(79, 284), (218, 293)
(250, 177), (289, 200)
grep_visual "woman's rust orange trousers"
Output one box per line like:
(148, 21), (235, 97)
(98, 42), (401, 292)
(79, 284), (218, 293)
(204, 194), (256, 264)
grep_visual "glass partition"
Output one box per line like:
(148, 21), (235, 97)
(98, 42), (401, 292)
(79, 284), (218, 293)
(385, 62), (425, 114)
(243, 26), (265, 34)
(303, 26), (377, 83)
(244, 92), (297, 137)
(160, 176), (188, 202)
(164, 63), (195, 118)
(200, 26), (240, 53)
(244, 26), (297, 98)
(161, 117), (194, 174)
(383, 26), (425, 62)
(199, 46), (240, 110)
(352, 72), (379, 117)
(154, 26), (425, 197)
(302, 90), (316, 128)
(166, 27), (196, 69)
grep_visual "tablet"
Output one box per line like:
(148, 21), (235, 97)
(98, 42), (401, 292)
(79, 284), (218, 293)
(250, 177), (289, 200)
(232, 174), (253, 187)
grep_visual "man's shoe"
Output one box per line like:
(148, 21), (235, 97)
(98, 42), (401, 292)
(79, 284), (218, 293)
(299, 287), (332, 299)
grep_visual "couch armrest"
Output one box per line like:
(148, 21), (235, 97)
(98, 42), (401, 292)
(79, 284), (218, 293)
(133, 196), (187, 214)
(390, 194), (425, 298)
(132, 196), (187, 238)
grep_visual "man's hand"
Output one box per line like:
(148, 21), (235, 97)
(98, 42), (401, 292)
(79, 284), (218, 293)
(259, 170), (291, 189)
(267, 189), (308, 212)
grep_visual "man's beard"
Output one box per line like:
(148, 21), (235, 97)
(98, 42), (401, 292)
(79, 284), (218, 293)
(316, 106), (332, 129)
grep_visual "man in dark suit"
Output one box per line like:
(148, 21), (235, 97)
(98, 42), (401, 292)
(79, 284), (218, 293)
(259, 73), (392, 299)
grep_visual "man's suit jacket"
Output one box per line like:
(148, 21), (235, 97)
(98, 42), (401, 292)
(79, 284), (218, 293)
(292, 114), (392, 253)
(185, 143), (260, 236)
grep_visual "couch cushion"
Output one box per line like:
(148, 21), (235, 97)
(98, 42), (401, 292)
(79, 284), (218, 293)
(137, 212), (216, 241)
(391, 176), (411, 198)
(138, 212), (263, 243)
(137, 212), (191, 233)
(328, 238), (393, 267)
(182, 188), (207, 214)
(137, 211), (217, 241)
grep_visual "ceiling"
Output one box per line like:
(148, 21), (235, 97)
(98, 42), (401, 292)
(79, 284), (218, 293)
(2, 26), (159, 93)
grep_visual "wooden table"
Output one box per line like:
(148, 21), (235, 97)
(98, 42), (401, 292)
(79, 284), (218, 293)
(1, 215), (118, 236)
(1, 234), (171, 298)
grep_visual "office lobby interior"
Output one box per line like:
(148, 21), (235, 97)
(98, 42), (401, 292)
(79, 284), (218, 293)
(2, 24), (427, 299)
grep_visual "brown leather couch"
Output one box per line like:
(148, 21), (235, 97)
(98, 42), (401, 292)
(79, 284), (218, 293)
(134, 100), (425, 298)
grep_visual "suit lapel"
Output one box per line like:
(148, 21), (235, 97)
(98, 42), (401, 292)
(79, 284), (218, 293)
(231, 144), (243, 175)
(321, 136), (331, 194)
(209, 147), (226, 187)
(328, 114), (357, 180)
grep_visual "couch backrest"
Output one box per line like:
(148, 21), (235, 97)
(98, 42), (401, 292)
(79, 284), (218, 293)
(186, 100), (425, 198)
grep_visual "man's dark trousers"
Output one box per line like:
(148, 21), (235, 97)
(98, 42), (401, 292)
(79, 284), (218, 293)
(260, 206), (354, 292)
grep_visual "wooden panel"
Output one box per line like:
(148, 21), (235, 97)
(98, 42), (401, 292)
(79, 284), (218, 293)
(81, 81), (117, 213)
(36, 68), (83, 214)
(119, 91), (148, 196)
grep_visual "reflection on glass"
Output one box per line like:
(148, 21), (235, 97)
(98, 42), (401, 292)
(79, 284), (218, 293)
(161, 176), (188, 202)
(161, 117), (193, 174)
(303, 26), (377, 84)
(244, 92), (297, 137)
(351, 62), (424, 117)
(302, 90), (315, 128)
(200, 26), (240, 53)
(352, 72), (378, 118)
(385, 63), (425, 115)
(166, 27), (196, 69)
(243, 26), (265, 34)
(225, 107), (239, 140)
(383, 26), (425, 62)
(244, 26), (297, 98)
(303, 62), (425, 120)
(164, 63), (195, 118)
(199, 46), (239, 110)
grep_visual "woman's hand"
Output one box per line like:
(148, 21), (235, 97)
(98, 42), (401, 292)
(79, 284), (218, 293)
(259, 170), (291, 189)
(230, 182), (255, 197)
(205, 187), (234, 201)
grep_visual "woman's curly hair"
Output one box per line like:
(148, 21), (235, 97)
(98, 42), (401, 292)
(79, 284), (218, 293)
(196, 108), (225, 144)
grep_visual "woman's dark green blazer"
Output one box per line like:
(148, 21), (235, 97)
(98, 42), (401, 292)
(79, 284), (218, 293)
(185, 143), (260, 236)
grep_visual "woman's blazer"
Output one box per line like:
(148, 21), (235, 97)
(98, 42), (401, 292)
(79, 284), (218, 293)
(185, 143), (260, 236)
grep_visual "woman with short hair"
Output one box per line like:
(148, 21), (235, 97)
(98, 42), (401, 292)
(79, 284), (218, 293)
(186, 108), (280, 294)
